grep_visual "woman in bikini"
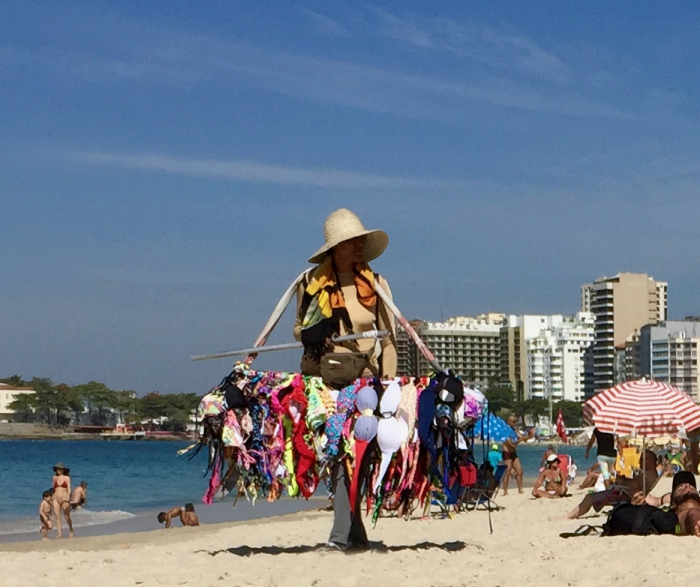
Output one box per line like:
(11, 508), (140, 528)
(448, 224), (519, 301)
(51, 462), (74, 538)
(532, 454), (567, 498)
(501, 414), (533, 495)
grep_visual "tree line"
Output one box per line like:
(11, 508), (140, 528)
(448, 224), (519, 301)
(1, 375), (200, 431)
(483, 383), (585, 429)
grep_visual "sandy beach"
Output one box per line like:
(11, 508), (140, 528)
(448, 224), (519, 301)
(2, 479), (697, 587)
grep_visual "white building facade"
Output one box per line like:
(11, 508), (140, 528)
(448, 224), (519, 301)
(0, 383), (36, 419)
(524, 313), (594, 402)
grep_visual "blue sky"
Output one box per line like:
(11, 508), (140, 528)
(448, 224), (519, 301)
(3, 1), (700, 394)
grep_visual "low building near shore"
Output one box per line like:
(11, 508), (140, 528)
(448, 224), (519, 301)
(0, 383), (36, 422)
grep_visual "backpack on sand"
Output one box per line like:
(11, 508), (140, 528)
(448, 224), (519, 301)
(602, 503), (680, 536)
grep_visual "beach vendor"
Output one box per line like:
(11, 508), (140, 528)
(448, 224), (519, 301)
(294, 208), (397, 551)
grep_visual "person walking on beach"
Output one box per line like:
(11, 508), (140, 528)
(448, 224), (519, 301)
(51, 462), (74, 538)
(70, 481), (88, 511)
(39, 490), (54, 540)
(501, 414), (533, 495)
(584, 428), (617, 489)
(294, 208), (397, 551)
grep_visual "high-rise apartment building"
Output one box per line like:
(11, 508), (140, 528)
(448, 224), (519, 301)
(640, 321), (700, 402)
(396, 314), (504, 384)
(581, 273), (667, 395)
(395, 320), (423, 377)
(503, 313), (593, 402)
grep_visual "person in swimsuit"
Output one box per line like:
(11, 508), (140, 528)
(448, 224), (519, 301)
(70, 481), (88, 511)
(157, 503), (200, 528)
(51, 462), (74, 538)
(501, 414), (534, 495)
(39, 490), (54, 540)
(532, 455), (567, 498)
(565, 450), (657, 519)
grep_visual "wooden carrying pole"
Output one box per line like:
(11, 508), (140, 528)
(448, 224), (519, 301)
(192, 330), (389, 361)
(191, 270), (442, 372)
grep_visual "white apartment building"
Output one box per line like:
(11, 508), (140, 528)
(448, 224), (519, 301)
(501, 315), (583, 401)
(640, 321), (700, 402)
(525, 313), (594, 402)
(414, 314), (505, 384)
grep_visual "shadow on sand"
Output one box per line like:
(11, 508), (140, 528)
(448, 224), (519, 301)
(203, 540), (476, 557)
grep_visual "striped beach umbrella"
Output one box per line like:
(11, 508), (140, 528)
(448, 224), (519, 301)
(583, 379), (700, 438)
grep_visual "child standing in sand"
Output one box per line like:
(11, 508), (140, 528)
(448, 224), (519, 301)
(39, 490), (53, 539)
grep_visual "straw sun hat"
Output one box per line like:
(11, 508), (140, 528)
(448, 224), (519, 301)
(53, 462), (70, 474)
(308, 208), (389, 264)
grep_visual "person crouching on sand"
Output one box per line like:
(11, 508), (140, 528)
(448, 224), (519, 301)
(70, 481), (88, 511)
(39, 490), (54, 539)
(532, 455), (567, 498)
(157, 503), (200, 528)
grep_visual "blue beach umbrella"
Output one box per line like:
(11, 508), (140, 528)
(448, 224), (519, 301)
(474, 411), (517, 443)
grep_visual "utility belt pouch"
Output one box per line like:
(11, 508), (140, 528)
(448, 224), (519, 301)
(319, 352), (374, 386)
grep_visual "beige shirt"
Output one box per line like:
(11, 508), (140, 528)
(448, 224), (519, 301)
(294, 271), (397, 378)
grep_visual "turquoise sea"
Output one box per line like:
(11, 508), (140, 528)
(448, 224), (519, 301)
(0, 439), (595, 537)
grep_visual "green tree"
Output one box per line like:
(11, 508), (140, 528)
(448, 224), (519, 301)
(73, 381), (114, 425)
(0, 375), (27, 386)
(8, 393), (36, 422)
(484, 385), (514, 413)
(138, 392), (169, 428)
(555, 400), (584, 428)
(113, 390), (139, 425)
(30, 377), (58, 424)
(161, 393), (200, 432)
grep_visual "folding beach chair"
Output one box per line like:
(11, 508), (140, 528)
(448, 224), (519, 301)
(431, 460), (478, 518)
(464, 464), (507, 511)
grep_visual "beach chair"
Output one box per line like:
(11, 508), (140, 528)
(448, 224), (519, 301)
(557, 454), (576, 486)
(431, 461), (477, 518)
(463, 464), (507, 511)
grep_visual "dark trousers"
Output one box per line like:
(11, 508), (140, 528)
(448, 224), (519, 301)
(328, 462), (368, 547)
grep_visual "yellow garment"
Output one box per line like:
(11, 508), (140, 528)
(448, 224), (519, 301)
(301, 259), (376, 329)
(615, 447), (640, 477)
(294, 270), (397, 377)
(282, 417), (298, 497)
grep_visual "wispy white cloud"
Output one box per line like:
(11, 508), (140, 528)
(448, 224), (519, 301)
(369, 8), (570, 83)
(61, 149), (476, 191)
(0, 32), (629, 120)
(299, 8), (349, 37)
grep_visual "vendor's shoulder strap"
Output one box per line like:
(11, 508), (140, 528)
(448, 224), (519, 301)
(245, 269), (310, 365)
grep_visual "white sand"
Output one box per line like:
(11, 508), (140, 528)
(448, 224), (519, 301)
(2, 487), (697, 587)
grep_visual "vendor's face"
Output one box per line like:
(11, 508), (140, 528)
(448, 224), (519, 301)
(333, 236), (366, 265)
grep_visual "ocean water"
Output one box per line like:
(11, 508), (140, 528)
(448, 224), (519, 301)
(0, 439), (595, 536)
(0, 439), (210, 535)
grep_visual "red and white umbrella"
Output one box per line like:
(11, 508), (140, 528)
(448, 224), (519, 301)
(583, 379), (700, 438)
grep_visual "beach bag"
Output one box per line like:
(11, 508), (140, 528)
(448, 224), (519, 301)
(602, 503), (679, 536)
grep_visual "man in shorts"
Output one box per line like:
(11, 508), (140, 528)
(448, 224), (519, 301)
(584, 427), (617, 489)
